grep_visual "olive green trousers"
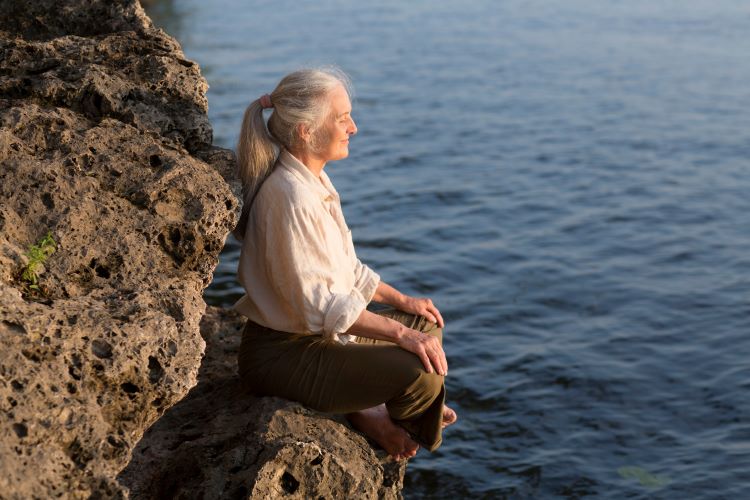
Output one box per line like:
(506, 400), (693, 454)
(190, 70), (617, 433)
(238, 308), (446, 451)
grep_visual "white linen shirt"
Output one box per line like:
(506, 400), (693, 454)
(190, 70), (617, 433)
(232, 149), (380, 344)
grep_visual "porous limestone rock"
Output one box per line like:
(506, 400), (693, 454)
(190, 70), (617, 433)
(119, 306), (406, 499)
(0, 0), (237, 497)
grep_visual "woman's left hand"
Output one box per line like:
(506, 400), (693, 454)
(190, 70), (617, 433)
(399, 295), (444, 328)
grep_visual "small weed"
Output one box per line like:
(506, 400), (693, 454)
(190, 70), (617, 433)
(18, 231), (56, 301)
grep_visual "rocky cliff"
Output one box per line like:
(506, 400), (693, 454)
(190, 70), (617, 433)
(0, 0), (237, 496)
(0, 1), (404, 498)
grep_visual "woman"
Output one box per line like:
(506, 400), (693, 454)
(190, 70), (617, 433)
(233, 67), (456, 461)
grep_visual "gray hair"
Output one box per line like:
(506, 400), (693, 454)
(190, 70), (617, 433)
(234, 67), (353, 241)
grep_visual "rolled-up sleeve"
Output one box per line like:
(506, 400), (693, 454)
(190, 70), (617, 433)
(322, 290), (366, 338)
(354, 259), (380, 304)
(263, 200), (369, 342)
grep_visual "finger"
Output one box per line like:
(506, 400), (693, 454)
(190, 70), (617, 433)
(428, 305), (445, 328)
(418, 350), (433, 374)
(440, 346), (448, 375)
(427, 344), (446, 376)
(423, 310), (438, 325)
(430, 339), (448, 375)
(418, 304), (436, 324)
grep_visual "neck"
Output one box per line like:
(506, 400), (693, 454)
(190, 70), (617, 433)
(289, 148), (325, 177)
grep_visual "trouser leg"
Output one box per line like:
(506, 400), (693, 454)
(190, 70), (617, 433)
(353, 308), (446, 449)
(238, 310), (446, 451)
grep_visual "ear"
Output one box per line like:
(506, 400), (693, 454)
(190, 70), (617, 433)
(297, 123), (312, 143)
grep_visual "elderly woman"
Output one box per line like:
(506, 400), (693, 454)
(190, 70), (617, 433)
(232, 68), (456, 460)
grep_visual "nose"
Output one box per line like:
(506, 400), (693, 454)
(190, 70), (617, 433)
(349, 116), (357, 136)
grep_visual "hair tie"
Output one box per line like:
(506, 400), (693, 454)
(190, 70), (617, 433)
(259, 94), (273, 109)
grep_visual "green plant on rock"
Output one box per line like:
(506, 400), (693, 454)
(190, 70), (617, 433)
(21, 231), (56, 290)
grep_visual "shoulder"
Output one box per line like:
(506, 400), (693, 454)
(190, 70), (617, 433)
(255, 166), (320, 218)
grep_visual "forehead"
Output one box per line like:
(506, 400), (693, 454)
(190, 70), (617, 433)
(328, 84), (351, 113)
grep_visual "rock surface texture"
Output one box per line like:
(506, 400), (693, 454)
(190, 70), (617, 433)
(120, 307), (406, 499)
(0, 0), (237, 497)
(0, 1), (406, 498)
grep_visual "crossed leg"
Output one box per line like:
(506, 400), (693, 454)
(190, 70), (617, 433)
(238, 309), (455, 461)
(348, 309), (457, 460)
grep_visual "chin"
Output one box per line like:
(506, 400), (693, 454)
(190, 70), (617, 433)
(325, 145), (349, 163)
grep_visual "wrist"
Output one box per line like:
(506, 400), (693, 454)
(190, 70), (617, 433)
(393, 291), (408, 309)
(393, 322), (407, 343)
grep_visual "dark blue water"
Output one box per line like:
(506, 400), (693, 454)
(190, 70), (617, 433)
(146, 1), (750, 497)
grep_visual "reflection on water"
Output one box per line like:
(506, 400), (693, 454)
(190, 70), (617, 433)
(141, 1), (750, 498)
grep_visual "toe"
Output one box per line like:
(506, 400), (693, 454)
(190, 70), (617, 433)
(442, 405), (458, 427)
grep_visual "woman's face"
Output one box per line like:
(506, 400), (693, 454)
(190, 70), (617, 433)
(314, 84), (357, 163)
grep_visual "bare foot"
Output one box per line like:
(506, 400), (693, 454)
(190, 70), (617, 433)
(442, 405), (458, 428)
(347, 404), (420, 461)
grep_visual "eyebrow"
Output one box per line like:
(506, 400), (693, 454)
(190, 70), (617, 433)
(336, 110), (351, 118)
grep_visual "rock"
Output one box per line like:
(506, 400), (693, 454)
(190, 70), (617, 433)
(119, 307), (406, 499)
(0, 0), (238, 497)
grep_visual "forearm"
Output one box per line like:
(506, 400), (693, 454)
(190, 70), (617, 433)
(346, 306), (448, 376)
(371, 280), (406, 308)
(346, 308), (406, 343)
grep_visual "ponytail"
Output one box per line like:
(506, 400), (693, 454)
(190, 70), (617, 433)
(233, 98), (278, 241)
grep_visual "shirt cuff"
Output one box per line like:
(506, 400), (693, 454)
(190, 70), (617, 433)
(322, 291), (367, 343)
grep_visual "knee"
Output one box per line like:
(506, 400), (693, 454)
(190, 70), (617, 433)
(409, 368), (444, 403)
(387, 368), (443, 421)
(431, 326), (443, 346)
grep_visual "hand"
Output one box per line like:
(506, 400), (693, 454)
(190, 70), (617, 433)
(399, 295), (444, 328)
(397, 327), (448, 376)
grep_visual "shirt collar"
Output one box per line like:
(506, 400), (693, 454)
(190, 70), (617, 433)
(277, 149), (339, 202)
